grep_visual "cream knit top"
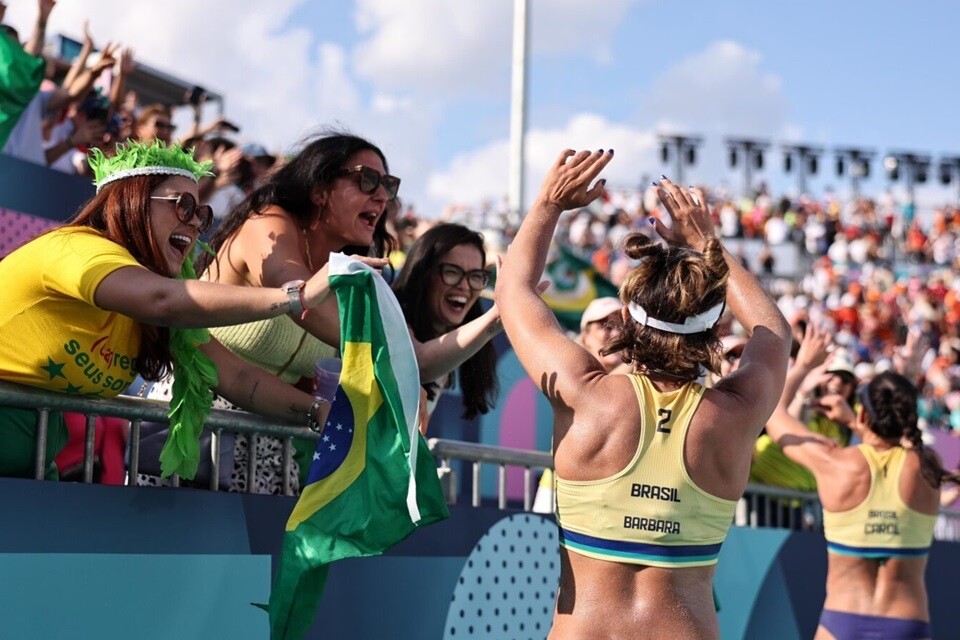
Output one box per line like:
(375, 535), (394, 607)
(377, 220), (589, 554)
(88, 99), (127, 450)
(210, 315), (336, 383)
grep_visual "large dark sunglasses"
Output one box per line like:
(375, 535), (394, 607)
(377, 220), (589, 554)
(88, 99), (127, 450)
(150, 192), (214, 234)
(338, 165), (401, 200)
(856, 383), (876, 422)
(437, 263), (490, 291)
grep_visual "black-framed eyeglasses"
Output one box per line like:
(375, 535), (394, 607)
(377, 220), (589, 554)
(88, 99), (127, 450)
(150, 192), (214, 233)
(338, 165), (401, 200)
(856, 382), (876, 422)
(437, 263), (490, 291)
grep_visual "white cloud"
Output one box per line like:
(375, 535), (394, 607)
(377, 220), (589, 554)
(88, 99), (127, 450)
(427, 39), (792, 210)
(641, 40), (790, 139)
(352, 0), (644, 97)
(4, 1), (438, 196)
(427, 113), (656, 208)
(6, 5), (793, 212)
(530, 0), (640, 58)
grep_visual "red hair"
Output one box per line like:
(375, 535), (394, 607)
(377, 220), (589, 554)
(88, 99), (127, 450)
(67, 175), (172, 380)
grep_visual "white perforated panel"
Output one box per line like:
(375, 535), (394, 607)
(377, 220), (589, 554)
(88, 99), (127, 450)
(443, 513), (559, 640)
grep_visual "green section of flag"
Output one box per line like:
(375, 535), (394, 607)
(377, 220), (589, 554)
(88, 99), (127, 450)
(0, 32), (44, 150)
(268, 257), (448, 640)
(542, 246), (619, 332)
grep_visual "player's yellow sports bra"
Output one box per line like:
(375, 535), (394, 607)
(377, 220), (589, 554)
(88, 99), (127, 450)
(555, 374), (737, 568)
(823, 445), (936, 559)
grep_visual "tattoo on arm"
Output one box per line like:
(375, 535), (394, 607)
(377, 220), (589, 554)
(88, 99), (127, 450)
(270, 300), (288, 311)
(288, 404), (301, 418)
(248, 379), (260, 403)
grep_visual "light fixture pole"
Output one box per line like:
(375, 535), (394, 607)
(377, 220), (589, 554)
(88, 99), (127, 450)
(782, 144), (824, 195)
(508, 0), (530, 218)
(658, 134), (703, 185)
(725, 138), (769, 196)
(834, 147), (875, 197)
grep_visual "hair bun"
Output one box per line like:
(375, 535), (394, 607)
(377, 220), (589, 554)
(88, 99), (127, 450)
(622, 233), (663, 261)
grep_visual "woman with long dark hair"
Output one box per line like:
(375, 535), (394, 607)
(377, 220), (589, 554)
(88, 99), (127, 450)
(497, 150), (792, 639)
(392, 223), (502, 425)
(766, 324), (957, 639)
(139, 131), (398, 493)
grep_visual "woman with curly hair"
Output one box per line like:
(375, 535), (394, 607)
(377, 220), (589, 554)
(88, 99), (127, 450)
(496, 150), (792, 639)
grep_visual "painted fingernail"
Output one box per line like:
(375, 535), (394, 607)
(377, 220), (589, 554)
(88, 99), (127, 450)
(648, 217), (656, 225)
(609, 149), (614, 155)
(660, 174), (667, 180)
(600, 179), (607, 186)
(597, 149), (603, 153)
(652, 181), (658, 186)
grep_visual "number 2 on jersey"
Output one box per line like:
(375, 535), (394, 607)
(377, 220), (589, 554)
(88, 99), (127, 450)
(656, 408), (673, 433)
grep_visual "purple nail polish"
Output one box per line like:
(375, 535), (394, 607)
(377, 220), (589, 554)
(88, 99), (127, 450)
(648, 217), (656, 225)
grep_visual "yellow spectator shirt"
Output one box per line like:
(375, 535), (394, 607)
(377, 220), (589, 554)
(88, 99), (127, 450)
(0, 228), (143, 397)
(750, 414), (851, 491)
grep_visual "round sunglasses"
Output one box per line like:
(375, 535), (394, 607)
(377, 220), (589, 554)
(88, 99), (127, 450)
(149, 192), (214, 233)
(437, 263), (490, 291)
(338, 165), (401, 200)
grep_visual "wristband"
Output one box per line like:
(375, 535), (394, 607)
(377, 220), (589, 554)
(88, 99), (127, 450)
(281, 279), (308, 320)
(306, 396), (329, 434)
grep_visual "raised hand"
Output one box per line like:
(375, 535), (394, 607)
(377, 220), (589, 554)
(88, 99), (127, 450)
(81, 20), (94, 51)
(795, 322), (832, 372)
(91, 42), (119, 75)
(302, 255), (388, 310)
(119, 47), (136, 76)
(38, 0), (56, 22)
(652, 178), (716, 253)
(810, 393), (856, 427)
(894, 327), (929, 380)
(535, 149), (612, 213)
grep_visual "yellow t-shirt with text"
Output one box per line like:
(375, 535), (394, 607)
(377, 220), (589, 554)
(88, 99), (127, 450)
(0, 227), (144, 397)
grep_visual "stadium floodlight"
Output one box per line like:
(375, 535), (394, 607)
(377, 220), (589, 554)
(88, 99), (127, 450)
(657, 133), (703, 185)
(725, 138), (769, 196)
(937, 156), (960, 203)
(834, 149), (875, 189)
(782, 144), (824, 195)
(884, 151), (932, 218)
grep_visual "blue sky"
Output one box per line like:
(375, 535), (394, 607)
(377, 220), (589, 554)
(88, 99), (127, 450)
(7, 0), (960, 214)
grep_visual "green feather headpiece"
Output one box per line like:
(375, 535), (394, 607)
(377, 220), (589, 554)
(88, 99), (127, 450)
(158, 241), (220, 480)
(90, 140), (214, 192)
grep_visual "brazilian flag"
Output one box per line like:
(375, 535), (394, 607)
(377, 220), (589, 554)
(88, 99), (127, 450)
(268, 253), (449, 639)
(541, 246), (619, 332)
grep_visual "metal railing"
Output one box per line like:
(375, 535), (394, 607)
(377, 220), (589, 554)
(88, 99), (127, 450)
(427, 437), (822, 529)
(4, 379), (960, 535)
(0, 380), (318, 494)
(427, 438), (552, 511)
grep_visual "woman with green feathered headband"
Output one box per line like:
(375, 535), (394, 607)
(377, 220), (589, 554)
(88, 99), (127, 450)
(0, 140), (385, 481)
